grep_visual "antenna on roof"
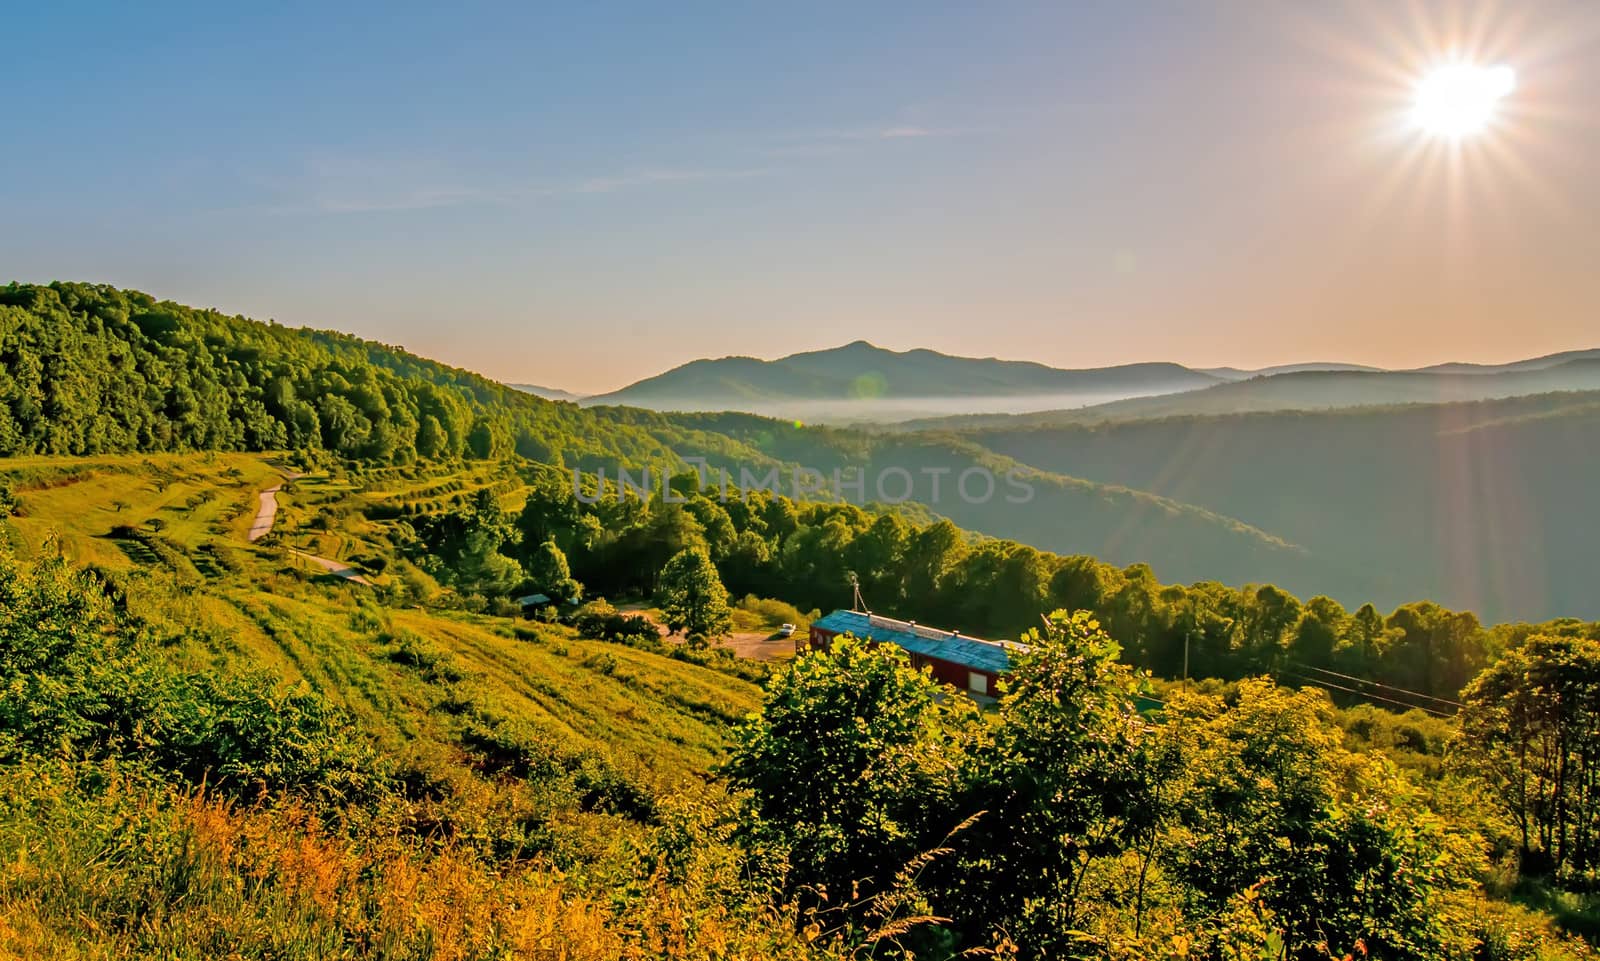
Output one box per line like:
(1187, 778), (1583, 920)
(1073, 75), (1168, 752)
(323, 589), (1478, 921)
(849, 571), (867, 614)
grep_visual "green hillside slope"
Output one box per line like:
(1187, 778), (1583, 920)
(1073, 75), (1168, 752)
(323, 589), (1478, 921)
(645, 411), (1373, 597)
(955, 393), (1600, 621)
(0, 452), (759, 776)
(5, 283), (1319, 606)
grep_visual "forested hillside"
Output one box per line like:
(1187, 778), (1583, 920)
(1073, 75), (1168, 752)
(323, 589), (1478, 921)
(13, 282), (1600, 625)
(6, 285), (1600, 955)
(596, 406), (1349, 592)
(5, 283), (1368, 608)
(0, 282), (679, 469)
(952, 394), (1600, 621)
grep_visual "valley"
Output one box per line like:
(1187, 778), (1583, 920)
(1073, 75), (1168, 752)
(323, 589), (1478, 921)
(10, 6), (1600, 955)
(3, 282), (1600, 959)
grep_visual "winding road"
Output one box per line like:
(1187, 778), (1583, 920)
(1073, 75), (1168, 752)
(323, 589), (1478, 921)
(246, 484), (283, 542)
(247, 477), (371, 586)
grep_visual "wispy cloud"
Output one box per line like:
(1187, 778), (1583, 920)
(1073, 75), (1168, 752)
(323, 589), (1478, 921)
(241, 155), (778, 215)
(775, 123), (963, 144)
(238, 116), (961, 215)
(312, 185), (492, 214)
(565, 166), (773, 195)
(758, 121), (965, 159)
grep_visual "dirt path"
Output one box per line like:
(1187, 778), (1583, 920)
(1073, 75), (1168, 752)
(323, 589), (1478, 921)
(247, 485), (282, 542)
(246, 475), (370, 586)
(719, 630), (800, 661)
(290, 549), (373, 586)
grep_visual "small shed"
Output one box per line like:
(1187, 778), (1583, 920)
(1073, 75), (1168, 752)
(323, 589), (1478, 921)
(516, 593), (552, 612)
(807, 609), (1023, 698)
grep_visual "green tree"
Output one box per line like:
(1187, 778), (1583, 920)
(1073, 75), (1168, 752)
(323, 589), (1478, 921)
(414, 489), (520, 597)
(724, 635), (969, 917)
(655, 547), (732, 639)
(515, 471), (583, 552)
(1459, 634), (1600, 878)
(1160, 679), (1480, 959)
(942, 610), (1154, 955)
(416, 414), (449, 458)
(1292, 594), (1348, 669)
(1385, 601), (1490, 699)
(525, 538), (582, 604)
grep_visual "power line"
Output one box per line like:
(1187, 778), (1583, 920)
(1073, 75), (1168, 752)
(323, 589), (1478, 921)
(1278, 670), (1456, 718)
(1288, 662), (1464, 709)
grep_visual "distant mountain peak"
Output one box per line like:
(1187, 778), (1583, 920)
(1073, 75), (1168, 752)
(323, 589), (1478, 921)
(508, 383), (585, 402)
(584, 342), (1224, 421)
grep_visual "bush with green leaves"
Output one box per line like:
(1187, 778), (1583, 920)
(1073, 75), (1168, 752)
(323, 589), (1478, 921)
(726, 611), (1538, 959)
(378, 628), (466, 683)
(0, 543), (388, 804)
(725, 635), (971, 921)
(571, 601), (661, 648)
(1154, 679), (1484, 959)
(939, 610), (1158, 954)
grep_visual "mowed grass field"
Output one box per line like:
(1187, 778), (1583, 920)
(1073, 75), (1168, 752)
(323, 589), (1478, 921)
(0, 452), (763, 785)
(0, 452), (281, 569)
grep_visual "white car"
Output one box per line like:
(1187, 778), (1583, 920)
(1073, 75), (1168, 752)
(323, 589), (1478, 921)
(777, 623), (796, 638)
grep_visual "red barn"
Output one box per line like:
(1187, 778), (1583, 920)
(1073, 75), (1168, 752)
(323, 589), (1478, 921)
(807, 609), (1022, 698)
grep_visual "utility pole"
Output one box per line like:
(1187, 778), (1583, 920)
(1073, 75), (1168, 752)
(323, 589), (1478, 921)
(1182, 631), (1191, 689)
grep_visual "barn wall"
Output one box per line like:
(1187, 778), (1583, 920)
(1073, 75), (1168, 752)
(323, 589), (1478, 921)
(810, 627), (1000, 696)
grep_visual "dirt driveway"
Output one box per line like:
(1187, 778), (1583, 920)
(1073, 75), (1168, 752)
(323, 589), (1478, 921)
(615, 603), (799, 662)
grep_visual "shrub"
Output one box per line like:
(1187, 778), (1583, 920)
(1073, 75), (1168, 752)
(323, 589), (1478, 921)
(0, 547), (388, 804)
(144, 670), (391, 803)
(736, 594), (806, 628)
(571, 601), (660, 648)
(379, 629), (465, 683)
(457, 714), (657, 823)
(583, 651), (619, 676)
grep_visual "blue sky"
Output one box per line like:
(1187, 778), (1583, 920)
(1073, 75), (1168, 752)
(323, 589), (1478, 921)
(4, 1), (1597, 392)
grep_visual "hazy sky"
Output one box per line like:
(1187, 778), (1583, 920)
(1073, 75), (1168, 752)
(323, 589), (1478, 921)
(4, 2), (1597, 393)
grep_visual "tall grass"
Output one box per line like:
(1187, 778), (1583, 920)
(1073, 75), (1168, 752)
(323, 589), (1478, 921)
(0, 759), (823, 961)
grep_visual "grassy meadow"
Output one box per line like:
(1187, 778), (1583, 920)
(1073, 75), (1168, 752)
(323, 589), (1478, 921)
(0, 452), (805, 960)
(3, 448), (1598, 959)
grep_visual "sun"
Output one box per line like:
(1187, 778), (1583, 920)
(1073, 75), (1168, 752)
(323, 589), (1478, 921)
(1412, 63), (1516, 139)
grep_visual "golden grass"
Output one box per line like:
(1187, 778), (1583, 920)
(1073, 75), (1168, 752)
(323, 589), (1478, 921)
(0, 762), (819, 961)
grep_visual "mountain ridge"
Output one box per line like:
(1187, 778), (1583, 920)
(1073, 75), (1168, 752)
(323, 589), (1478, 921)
(891, 358), (1600, 431)
(583, 340), (1223, 420)
(580, 340), (1600, 424)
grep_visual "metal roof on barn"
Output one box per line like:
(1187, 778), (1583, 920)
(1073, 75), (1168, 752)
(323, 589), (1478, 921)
(810, 609), (1024, 675)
